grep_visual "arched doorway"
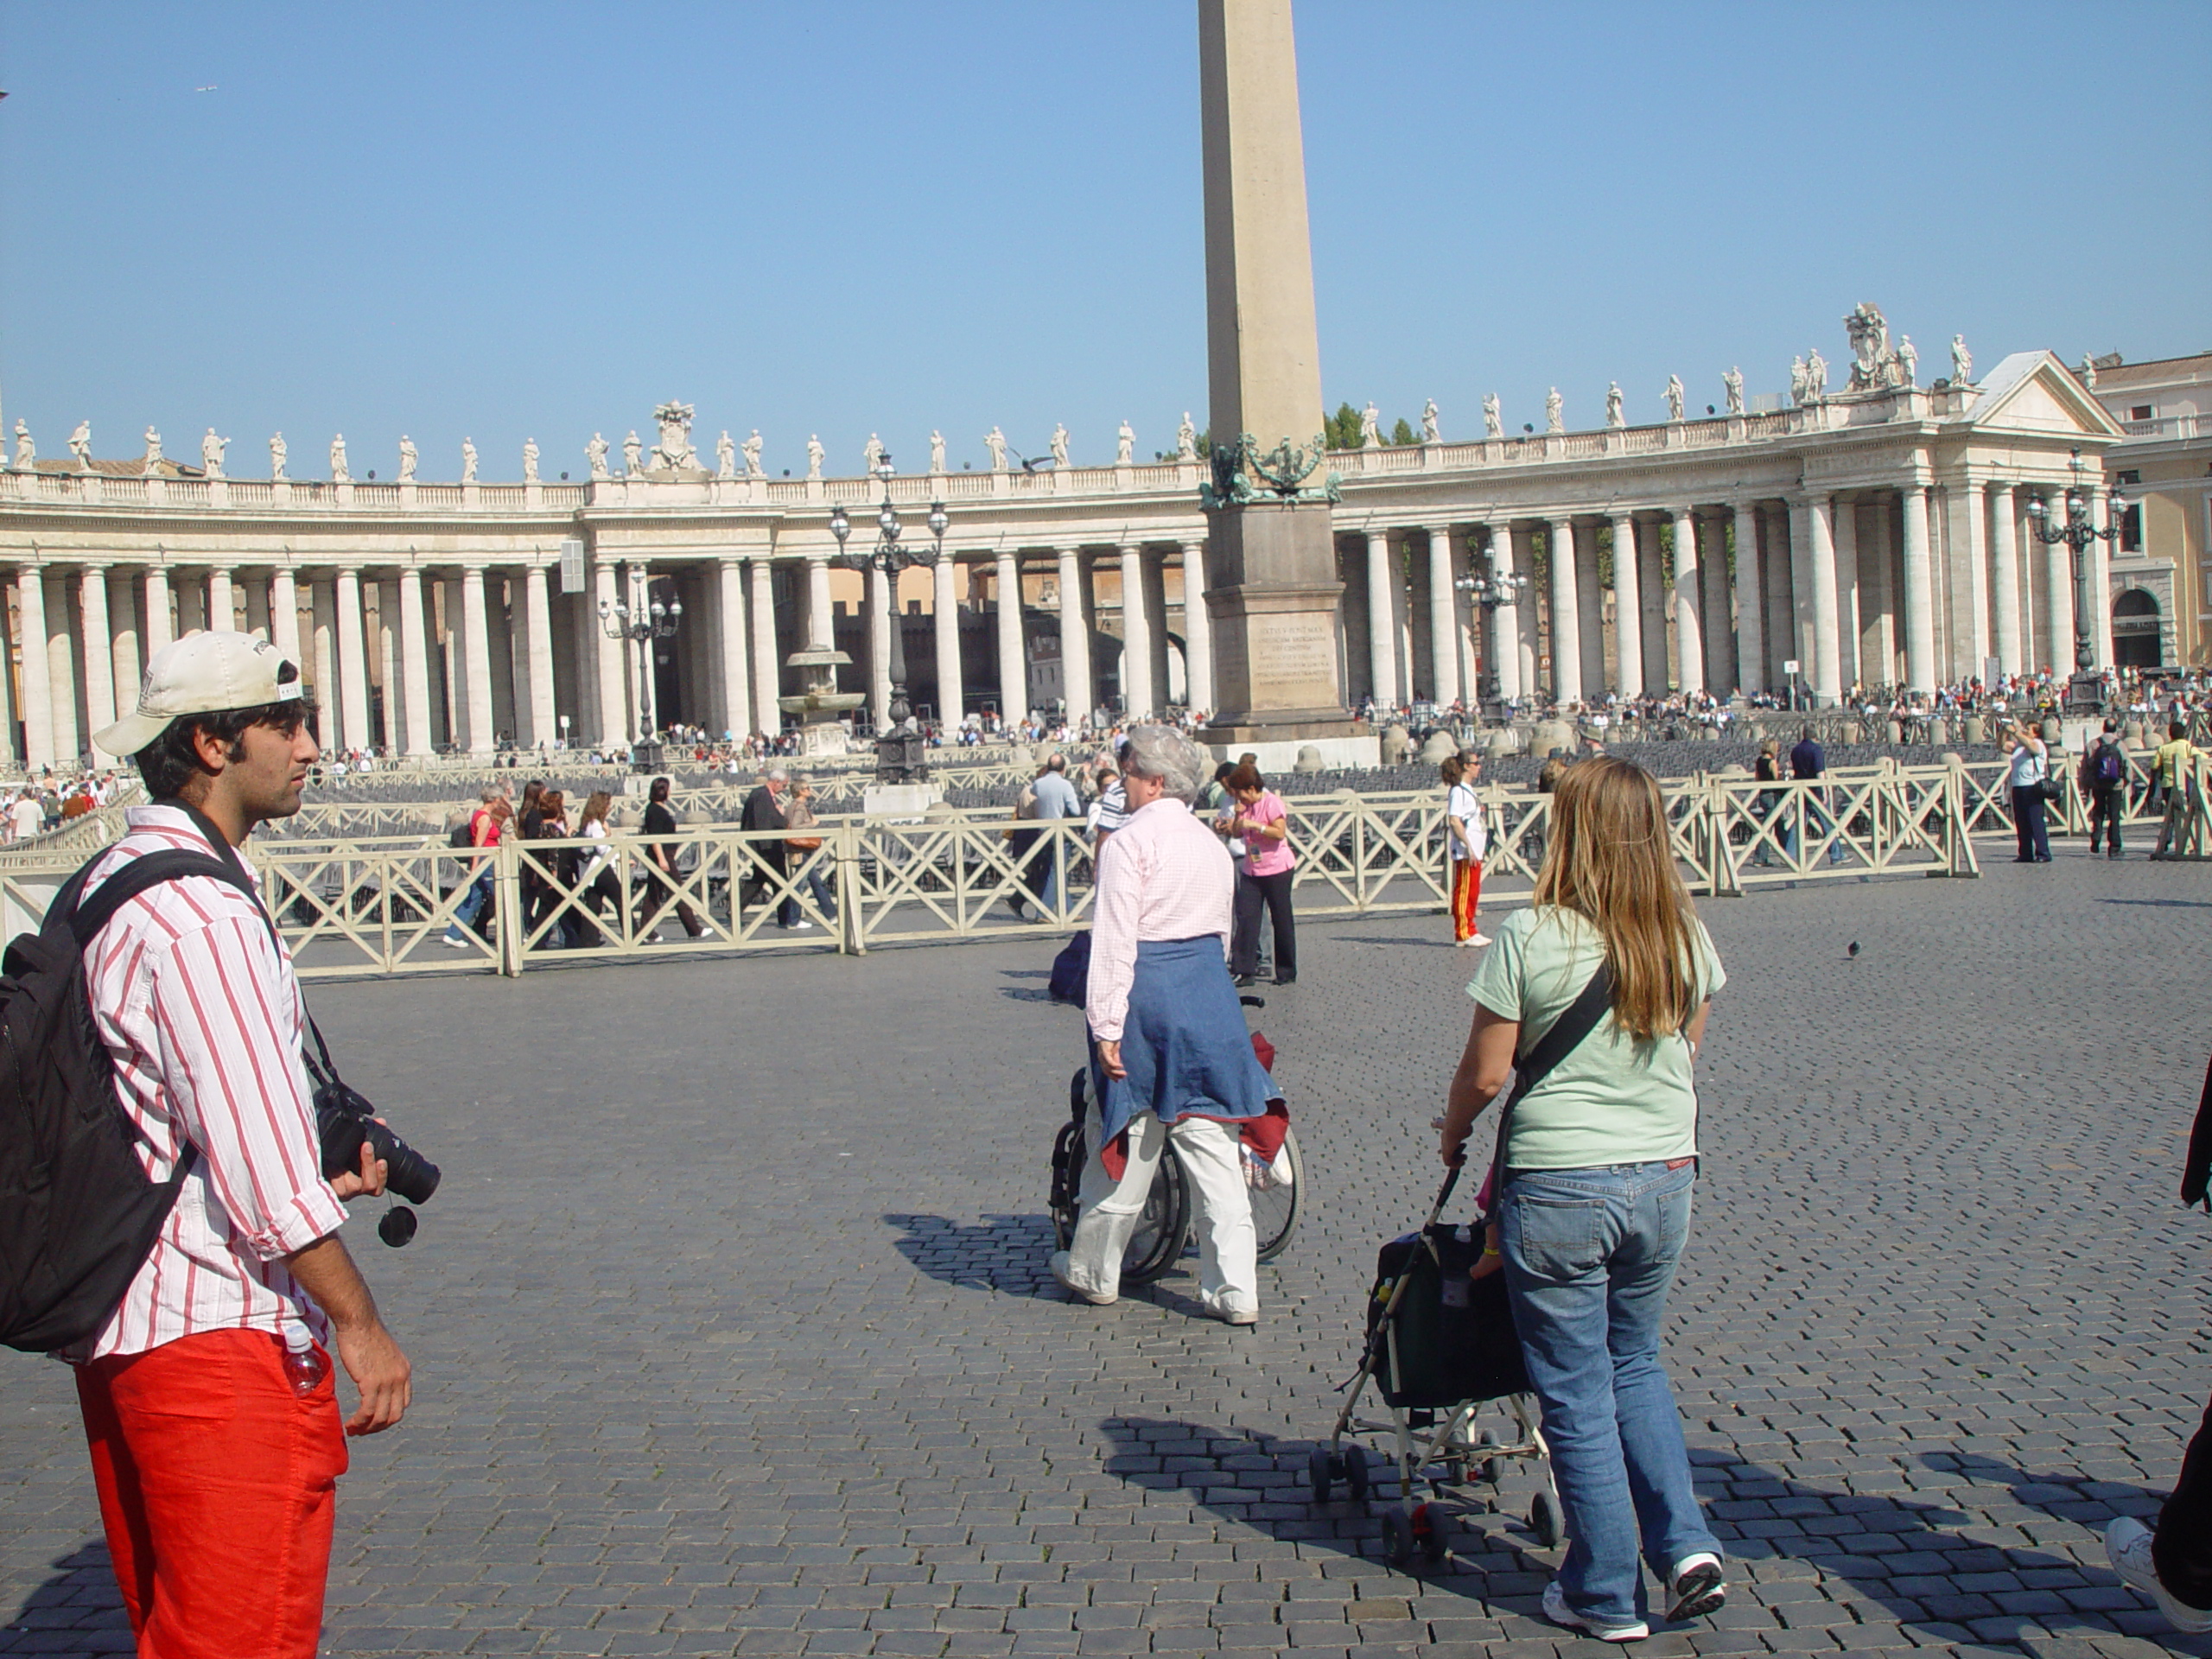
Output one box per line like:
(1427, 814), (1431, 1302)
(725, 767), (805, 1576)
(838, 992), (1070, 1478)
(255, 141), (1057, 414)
(2112, 588), (2162, 669)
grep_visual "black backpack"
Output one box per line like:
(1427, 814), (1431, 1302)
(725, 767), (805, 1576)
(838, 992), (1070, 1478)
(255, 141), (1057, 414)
(0, 847), (257, 1352)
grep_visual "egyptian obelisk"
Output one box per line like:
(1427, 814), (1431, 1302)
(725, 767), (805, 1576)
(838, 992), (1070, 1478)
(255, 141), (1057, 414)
(1195, 0), (1363, 755)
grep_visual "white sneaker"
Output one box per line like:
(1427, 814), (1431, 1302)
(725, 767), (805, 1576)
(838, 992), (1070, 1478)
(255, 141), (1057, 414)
(1471, 931), (1492, 947)
(1200, 1288), (1258, 1326)
(441, 933), (471, 950)
(1542, 1580), (1648, 1643)
(790, 919), (816, 931)
(1665, 1552), (1727, 1621)
(1048, 1250), (1116, 1306)
(2107, 1516), (2212, 1632)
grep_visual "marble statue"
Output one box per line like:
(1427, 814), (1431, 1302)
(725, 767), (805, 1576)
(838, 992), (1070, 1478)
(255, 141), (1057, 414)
(1544, 388), (1563, 434)
(1116, 420), (1135, 465)
(270, 431), (287, 480)
(1951, 334), (1972, 385)
(200, 428), (226, 478)
(1359, 402), (1381, 448)
(586, 432), (610, 480)
(1664, 374), (1685, 423)
(1896, 334), (1917, 386)
(806, 434), (824, 479)
(1843, 302), (1905, 391)
(1605, 383), (1624, 429)
(330, 434), (350, 484)
(1806, 349), (1828, 400)
(623, 430), (644, 477)
(142, 427), (163, 474)
(1050, 423), (1069, 467)
(742, 429), (763, 476)
(1723, 366), (1745, 416)
(397, 435), (417, 481)
(1789, 356), (1808, 404)
(930, 429), (946, 473)
(715, 430), (735, 480)
(863, 432), (885, 474)
(68, 420), (92, 467)
(1175, 412), (1197, 460)
(11, 420), (30, 470)
(986, 427), (1007, 472)
(1482, 393), (1502, 439)
(1421, 399), (1440, 443)
(652, 401), (697, 470)
(523, 437), (541, 483)
(2080, 353), (2097, 391)
(460, 437), (477, 484)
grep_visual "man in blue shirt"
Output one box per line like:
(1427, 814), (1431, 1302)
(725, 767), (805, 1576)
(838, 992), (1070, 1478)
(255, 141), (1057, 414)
(1789, 726), (1847, 864)
(1025, 753), (1082, 917)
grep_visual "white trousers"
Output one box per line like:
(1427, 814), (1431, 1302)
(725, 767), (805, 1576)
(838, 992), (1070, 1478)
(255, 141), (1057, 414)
(1064, 1099), (1257, 1310)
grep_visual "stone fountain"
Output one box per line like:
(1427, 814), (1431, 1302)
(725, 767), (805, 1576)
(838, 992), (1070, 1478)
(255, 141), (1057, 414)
(778, 641), (867, 758)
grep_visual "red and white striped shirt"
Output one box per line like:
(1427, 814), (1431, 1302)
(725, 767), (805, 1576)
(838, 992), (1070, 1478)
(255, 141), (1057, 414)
(73, 806), (350, 1360)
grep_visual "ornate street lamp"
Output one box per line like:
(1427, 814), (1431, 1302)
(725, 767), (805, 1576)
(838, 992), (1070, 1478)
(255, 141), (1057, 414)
(1454, 565), (1529, 717)
(2025, 446), (2126, 714)
(830, 457), (947, 783)
(598, 569), (683, 763)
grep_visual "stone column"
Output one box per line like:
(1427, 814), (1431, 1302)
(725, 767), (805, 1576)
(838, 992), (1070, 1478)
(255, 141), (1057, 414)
(1806, 494), (1844, 703)
(459, 566), (495, 753)
(2085, 485), (2113, 669)
(1482, 526), (1522, 705)
(42, 574), (79, 764)
(1179, 542), (1213, 716)
(308, 577), (336, 741)
(16, 569), (54, 769)
(376, 580), (398, 752)
(1057, 546), (1092, 724)
(1862, 499), (1896, 688)
(866, 563), (892, 728)
(1990, 485), (2022, 676)
(78, 567), (116, 747)
(108, 570), (141, 724)
(2037, 484), (2073, 673)
(1899, 480), (1936, 695)
(712, 558), (748, 741)
(1669, 508), (1700, 696)
(1949, 479), (1991, 681)
(749, 557), (781, 740)
(1731, 502), (1764, 694)
(590, 561), (626, 747)
(1700, 512), (1734, 693)
(994, 550), (1028, 725)
(1426, 525), (1459, 708)
(932, 556), (963, 724)
(1573, 521), (1605, 699)
(143, 566), (174, 657)
(1759, 504), (1792, 690)
(207, 569), (235, 634)
(807, 555), (834, 649)
(1117, 544), (1152, 716)
(0, 587), (14, 766)
(335, 569), (372, 753)
(176, 572), (206, 638)
(397, 569), (433, 756)
(524, 563), (559, 746)
(1610, 515), (1642, 698)
(1832, 499), (1860, 692)
(1512, 525), (1542, 697)
(1360, 530), (1395, 709)
(266, 569), (297, 665)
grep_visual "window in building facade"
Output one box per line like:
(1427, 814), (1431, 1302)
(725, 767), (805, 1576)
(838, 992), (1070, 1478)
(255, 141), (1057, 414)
(2128, 405), (2153, 422)
(2120, 504), (2144, 553)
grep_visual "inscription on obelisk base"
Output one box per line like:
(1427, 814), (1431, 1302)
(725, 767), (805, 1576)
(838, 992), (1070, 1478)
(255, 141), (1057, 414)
(1192, 0), (1376, 766)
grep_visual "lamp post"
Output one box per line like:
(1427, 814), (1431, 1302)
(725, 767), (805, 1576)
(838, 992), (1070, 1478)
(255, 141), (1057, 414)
(598, 568), (683, 765)
(2025, 445), (2126, 714)
(1454, 566), (1529, 719)
(830, 457), (948, 782)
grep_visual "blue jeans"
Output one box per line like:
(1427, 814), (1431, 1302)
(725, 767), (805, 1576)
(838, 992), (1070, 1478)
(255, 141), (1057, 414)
(1500, 1160), (1716, 1624)
(445, 869), (493, 940)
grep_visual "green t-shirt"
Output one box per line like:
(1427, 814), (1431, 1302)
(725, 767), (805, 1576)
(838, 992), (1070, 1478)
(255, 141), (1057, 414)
(1465, 905), (1725, 1171)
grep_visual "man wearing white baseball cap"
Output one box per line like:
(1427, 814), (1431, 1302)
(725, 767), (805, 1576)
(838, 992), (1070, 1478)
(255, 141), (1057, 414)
(72, 631), (411, 1657)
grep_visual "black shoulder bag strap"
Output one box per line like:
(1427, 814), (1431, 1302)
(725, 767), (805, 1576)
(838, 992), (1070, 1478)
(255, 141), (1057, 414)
(1478, 958), (1618, 1219)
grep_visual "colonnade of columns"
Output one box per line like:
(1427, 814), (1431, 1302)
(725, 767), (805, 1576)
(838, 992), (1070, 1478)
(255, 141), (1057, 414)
(1338, 477), (2099, 712)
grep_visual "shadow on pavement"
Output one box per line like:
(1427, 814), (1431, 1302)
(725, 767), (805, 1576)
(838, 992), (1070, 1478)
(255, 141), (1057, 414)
(2101, 898), (2212, 910)
(3, 1539), (123, 1648)
(884, 1211), (1060, 1297)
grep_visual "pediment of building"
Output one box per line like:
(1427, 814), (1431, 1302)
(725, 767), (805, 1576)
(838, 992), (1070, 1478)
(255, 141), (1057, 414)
(1961, 352), (2126, 440)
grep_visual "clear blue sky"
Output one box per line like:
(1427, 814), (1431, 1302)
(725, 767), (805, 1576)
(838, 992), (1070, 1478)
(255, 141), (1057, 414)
(3, 1), (2204, 480)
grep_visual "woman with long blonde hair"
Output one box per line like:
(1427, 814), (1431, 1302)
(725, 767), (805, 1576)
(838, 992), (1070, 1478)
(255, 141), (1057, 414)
(1437, 756), (1727, 1640)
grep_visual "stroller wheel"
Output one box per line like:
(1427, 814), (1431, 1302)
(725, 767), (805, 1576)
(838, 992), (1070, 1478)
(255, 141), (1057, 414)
(1529, 1487), (1565, 1548)
(1381, 1503), (1416, 1568)
(1475, 1429), (1501, 1485)
(1306, 1446), (1333, 1503)
(1340, 1442), (1372, 1502)
(1414, 1501), (1451, 1567)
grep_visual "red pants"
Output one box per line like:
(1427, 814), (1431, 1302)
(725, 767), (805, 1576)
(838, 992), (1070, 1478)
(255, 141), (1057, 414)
(75, 1328), (348, 1659)
(1451, 858), (1484, 941)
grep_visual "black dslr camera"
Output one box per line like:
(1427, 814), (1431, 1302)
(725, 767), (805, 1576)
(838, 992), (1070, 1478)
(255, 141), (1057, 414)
(304, 1023), (441, 1247)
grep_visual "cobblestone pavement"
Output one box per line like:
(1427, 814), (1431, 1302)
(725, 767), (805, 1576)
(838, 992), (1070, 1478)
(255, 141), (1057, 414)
(4, 850), (2209, 1659)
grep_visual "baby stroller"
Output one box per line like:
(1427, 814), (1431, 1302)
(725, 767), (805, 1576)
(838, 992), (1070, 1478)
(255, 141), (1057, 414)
(1047, 995), (1302, 1283)
(1308, 1161), (1558, 1567)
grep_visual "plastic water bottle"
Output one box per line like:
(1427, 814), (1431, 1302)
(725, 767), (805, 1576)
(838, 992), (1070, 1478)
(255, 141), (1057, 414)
(282, 1322), (326, 1398)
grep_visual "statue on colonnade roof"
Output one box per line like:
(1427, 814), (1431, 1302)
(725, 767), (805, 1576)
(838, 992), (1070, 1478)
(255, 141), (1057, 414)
(1544, 388), (1563, 434)
(1482, 392), (1501, 438)
(930, 429), (947, 473)
(863, 433), (885, 473)
(523, 436), (540, 483)
(586, 432), (609, 480)
(1605, 383), (1624, 429)
(460, 437), (477, 483)
(14, 420), (33, 470)
(1723, 366), (1744, 416)
(142, 427), (163, 475)
(1897, 335), (1917, 387)
(1663, 375), (1685, 423)
(397, 435), (417, 481)
(1358, 402), (1380, 448)
(623, 430), (644, 476)
(1421, 399), (1440, 443)
(986, 426), (1007, 471)
(742, 429), (763, 475)
(1050, 423), (1069, 467)
(1175, 412), (1196, 461)
(68, 420), (91, 467)
(1844, 302), (1904, 391)
(270, 431), (287, 480)
(652, 401), (697, 470)
(330, 434), (349, 484)
(1951, 334), (1973, 385)
(1116, 421), (1135, 465)
(200, 428), (226, 478)
(806, 434), (823, 479)
(715, 430), (735, 480)
(1806, 349), (1828, 399)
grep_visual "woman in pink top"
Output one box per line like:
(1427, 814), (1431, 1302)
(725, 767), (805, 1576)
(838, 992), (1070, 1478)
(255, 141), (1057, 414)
(1223, 761), (1296, 987)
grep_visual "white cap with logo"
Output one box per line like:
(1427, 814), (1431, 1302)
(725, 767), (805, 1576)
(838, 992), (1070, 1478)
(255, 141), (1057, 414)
(94, 632), (306, 758)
